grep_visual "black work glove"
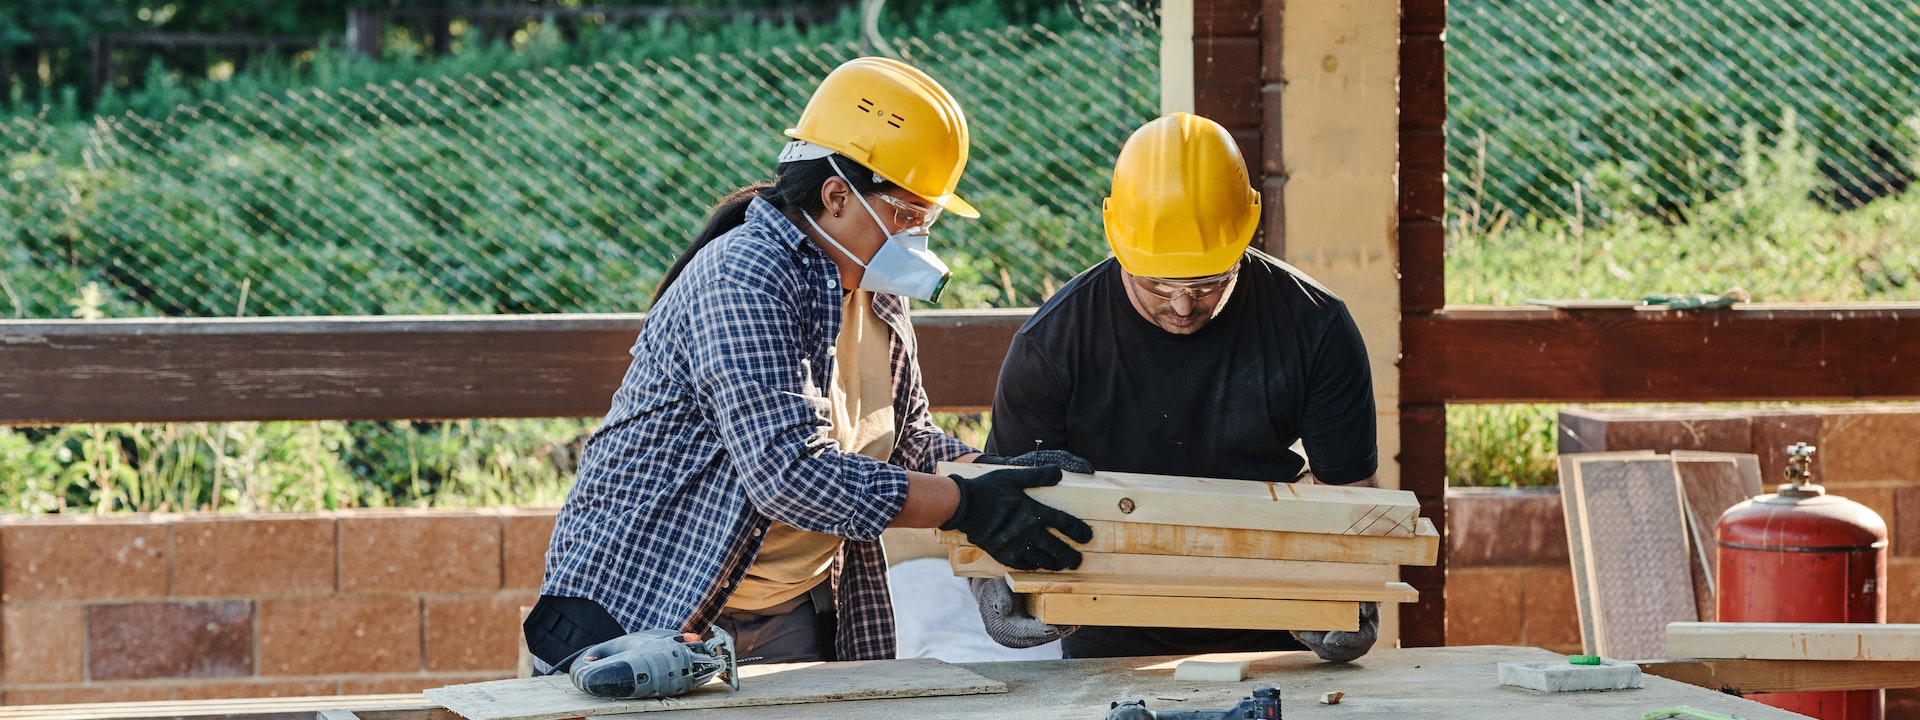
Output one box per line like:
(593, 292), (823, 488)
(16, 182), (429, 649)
(1290, 601), (1380, 663)
(940, 466), (1093, 571)
(973, 449), (1094, 474)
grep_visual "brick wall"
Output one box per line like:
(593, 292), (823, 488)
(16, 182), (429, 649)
(1446, 403), (1920, 714)
(0, 508), (557, 705)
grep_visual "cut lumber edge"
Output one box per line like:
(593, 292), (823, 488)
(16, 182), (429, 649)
(1664, 622), (1920, 662)
(937, 518), (1438, 566)
(1023, 593), (1361, 632)
(1004, 572), (1419, 603)
(948, 545), (1398, 583)
(938, 462), (1419, 537)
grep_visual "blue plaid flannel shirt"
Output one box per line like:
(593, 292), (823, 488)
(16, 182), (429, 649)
(542, 196), (974, 661)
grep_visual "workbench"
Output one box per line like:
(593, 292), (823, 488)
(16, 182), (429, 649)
(320, 645), (1810, 720)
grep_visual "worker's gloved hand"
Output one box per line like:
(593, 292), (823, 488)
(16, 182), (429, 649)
(970, 576), (1077, 648)
(1290, 601), (1379, 663)
(972, 449), (1094, 475)
(941, 466), (1093, 571)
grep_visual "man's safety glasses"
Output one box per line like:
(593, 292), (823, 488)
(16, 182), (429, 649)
(1132, 267), (1239, 300)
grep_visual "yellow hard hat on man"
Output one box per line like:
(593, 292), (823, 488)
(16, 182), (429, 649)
(1104, 112), (1260, 278)
(781, 57), (978, 218)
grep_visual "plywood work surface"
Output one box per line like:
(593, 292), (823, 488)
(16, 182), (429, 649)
(424, 659), (1005, 720)
(938, 518), (1438, 566)
(397, 647), (1803, 720)
(938, 463), (1420, 536)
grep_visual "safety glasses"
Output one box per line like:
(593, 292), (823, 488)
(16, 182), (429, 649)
(1132, 267), (1240, 300)
(872, 192), (942, 232)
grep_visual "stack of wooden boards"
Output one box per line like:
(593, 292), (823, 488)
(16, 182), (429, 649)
(1558, 451), (1764, 661)
(936, 463), (1439, 632)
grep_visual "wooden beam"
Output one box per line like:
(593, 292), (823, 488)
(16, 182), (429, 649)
(939, 518), (1437, 566)
(0, 311), (1025, 425)
(940, 463), (1421, 537)
(1006, 573), (1419, 603)
(1025, 594), (1359, 632)
(1665, 623), (1920, 662)
(1638, 658), (1920, 694)
(949, 546), (1396, 583)
(1403, 304), (1920, 403)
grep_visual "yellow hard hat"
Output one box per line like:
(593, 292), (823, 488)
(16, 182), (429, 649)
(782, 57), (978, 218)
(1103, 112), (1260, 278)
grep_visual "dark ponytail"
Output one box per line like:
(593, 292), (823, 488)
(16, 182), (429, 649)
(650, 154), (899, 305)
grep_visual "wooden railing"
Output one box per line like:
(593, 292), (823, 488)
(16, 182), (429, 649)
(0, 310), (1030, 425)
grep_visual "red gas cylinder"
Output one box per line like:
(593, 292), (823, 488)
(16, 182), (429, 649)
(1716, 443), (1887, 720)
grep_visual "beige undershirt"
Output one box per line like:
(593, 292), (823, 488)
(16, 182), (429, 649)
(726, 289), (897, 611)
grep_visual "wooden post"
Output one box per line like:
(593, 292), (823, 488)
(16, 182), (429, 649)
(347, 9), (383, 57)
(89, 36), (112, 104)
(1398, 0), (1450, 648)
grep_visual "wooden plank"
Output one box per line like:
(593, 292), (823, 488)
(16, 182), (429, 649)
(1025, 594), (1359, 632)
(1638, 658), (1920, 694)
(1006, 572), (1419, 603)
(937, 518), (1437, 566)
(1669, 452), (1764, 623)
(948, 546), (1397, 583)
(1563, 455), (1698, 660)
(939, 463), (1420, 537)
(1401, 304), (1920, 403)
(0, 694), (437, 720)
(1665, 623), (1920, 662)
(0, 311), (1025, 425)
(423, 658), (1005, 720)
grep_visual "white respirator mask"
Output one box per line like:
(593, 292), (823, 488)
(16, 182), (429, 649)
(800, 156), (953, 303)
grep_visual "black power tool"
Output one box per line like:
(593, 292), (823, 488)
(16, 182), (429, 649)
(1106, 686), (1282, 720)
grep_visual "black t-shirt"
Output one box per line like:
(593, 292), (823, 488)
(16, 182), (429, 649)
(984, 251), (1379, 659)
(987, 251), (1377, 485)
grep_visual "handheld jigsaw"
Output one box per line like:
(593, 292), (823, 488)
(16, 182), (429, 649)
(569, 626), (740, 700)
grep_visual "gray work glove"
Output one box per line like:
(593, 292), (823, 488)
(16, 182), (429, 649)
(969, 576), (1077, 648)
(1289, 601), (1379, 663)
(972, 449), (1094, 474)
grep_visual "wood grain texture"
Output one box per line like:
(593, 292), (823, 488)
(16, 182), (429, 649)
(1402, 304), (1920, 403)
(423, 659), (1006, 720)
(948, 546), (1396, 584)
(1639, 658), (1920, 693)
(1665, 623), (1920, 662)
(1006, 573), (1419, 603)
(939, 463), (1420, 537)
(1025, 594), (1359, 632)
(0, 310), (1028, 424)
(1567, 456), (1698, 661)
(937, 518), (1437, 566)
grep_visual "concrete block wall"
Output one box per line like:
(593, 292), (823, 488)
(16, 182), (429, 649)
(0, 508), (557, 705)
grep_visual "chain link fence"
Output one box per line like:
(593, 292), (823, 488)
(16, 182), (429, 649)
(0, 6), (1157, 320)
(1449, 0), (1920, 231)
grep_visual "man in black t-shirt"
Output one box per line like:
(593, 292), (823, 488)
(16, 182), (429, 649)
(968, 112), (1381, 661)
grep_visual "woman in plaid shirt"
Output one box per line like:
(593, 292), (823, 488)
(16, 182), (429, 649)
(524, 57), (1092, 670)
